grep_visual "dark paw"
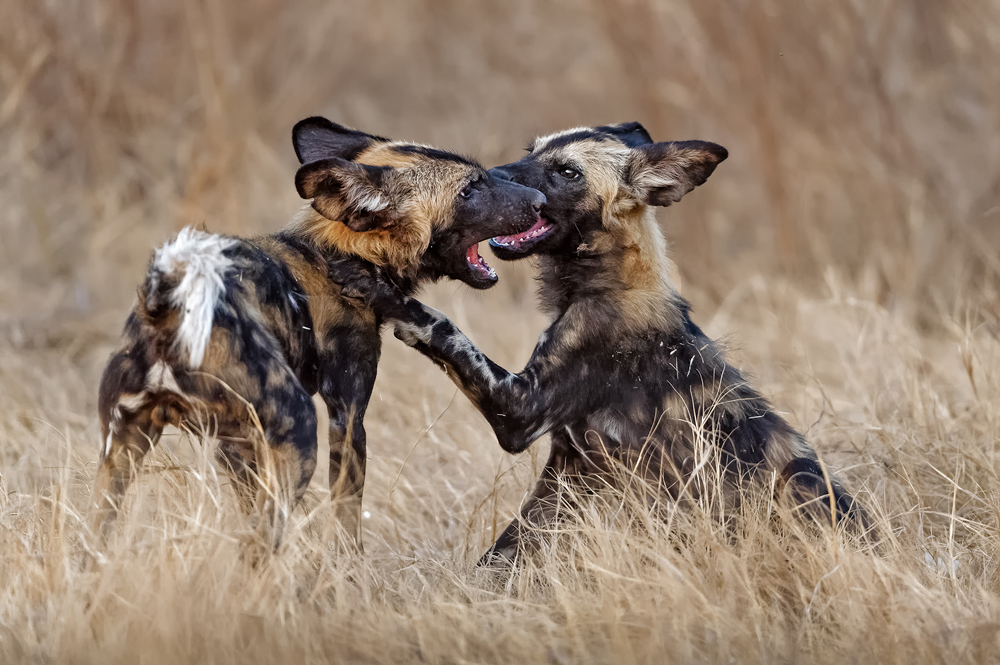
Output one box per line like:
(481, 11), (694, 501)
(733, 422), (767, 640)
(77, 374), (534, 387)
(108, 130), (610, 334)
(333, 270), (407, 316)
(337, 283), (370, 308)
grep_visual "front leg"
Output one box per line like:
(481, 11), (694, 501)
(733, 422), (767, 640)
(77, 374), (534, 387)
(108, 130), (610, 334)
(337, 269), (560, 452)
(327, 404), (368, 546)
(318, 335), (379, 548)
(392, 301), (554, 453)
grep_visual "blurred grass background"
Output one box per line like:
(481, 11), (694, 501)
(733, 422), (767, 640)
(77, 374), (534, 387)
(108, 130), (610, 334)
(1, 1), (999, 662)
(4, 0), (998, 323)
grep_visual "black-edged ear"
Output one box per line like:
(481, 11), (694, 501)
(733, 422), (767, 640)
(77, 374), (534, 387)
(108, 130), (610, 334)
(595, 121), (654, 148)
(295, 157), (398, 232)
(628, 140), (728, 207)
(292, 116), (389, 165)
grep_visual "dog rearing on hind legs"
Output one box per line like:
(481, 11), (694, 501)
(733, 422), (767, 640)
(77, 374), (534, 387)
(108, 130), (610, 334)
(92, 117), (546, 551)
(340, 122), (875, 565)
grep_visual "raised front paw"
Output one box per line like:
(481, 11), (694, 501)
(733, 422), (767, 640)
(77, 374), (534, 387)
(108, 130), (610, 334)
(327, 259), (374, 286)
(329, 263), (407, 316)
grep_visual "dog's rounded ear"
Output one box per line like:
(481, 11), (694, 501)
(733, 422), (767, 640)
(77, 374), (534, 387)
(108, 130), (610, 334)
(295, 157), (399, 232)
(292, 117), (390, 165)
(596, 121), (655, 148)
(628, 140), (728, 207)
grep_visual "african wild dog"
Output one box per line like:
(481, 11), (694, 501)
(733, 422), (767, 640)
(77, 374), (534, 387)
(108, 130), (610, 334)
(93, 117), (546, 549)
(339, 122), (872, 564)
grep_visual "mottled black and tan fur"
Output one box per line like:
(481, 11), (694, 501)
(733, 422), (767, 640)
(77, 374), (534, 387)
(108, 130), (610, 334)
(93, 117), (545, 549)
(344, 122), (872, 564)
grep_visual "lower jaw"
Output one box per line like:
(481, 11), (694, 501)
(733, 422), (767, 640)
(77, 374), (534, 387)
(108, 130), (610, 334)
(466, 262), (497, 283)
(489, 238), (543, 258)
(465, 274), (498, 288)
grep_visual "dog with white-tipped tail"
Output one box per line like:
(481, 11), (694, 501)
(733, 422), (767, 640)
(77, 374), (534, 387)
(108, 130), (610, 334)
(92, 117), (546, 552)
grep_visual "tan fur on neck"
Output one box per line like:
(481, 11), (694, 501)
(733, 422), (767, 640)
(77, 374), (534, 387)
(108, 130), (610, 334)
(589, 206), (683, 332)
(289, 205), (431, 272)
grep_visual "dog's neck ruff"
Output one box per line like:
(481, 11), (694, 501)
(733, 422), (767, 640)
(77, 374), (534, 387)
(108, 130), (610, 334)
(288, 206), (429, 278)
(537, 207), (684, 334)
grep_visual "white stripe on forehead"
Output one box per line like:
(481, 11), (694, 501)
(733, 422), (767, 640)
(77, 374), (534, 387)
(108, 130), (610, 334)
(558, 140), (632, 164)
(530, 127), (636, 155)
(534, 132), (633, 197)
(531, 126), (596, 152)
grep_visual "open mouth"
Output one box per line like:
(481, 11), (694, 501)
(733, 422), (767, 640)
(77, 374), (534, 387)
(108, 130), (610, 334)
(489, 216), (553, 252)
(466, 242), (497, 281)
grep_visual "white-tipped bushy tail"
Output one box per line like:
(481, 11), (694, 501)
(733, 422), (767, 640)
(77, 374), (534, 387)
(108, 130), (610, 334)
(152, 228), (236, 369)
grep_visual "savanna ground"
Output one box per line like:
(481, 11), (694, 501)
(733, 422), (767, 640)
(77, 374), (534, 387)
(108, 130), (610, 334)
(1, 1), (999, 662)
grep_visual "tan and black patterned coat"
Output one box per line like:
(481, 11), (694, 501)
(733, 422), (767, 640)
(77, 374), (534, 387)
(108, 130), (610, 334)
(93, 118), (545, 549)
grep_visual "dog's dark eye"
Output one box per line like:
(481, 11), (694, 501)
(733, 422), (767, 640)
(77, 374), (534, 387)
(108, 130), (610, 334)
(459, 175), (482, 199)
(558, 166), (580, 180)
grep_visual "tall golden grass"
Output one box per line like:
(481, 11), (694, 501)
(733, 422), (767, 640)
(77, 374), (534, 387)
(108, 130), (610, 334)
(1, 0), (998, 662)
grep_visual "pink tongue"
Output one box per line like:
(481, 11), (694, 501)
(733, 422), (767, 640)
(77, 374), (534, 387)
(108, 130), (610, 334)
(466, 243), (481, 264)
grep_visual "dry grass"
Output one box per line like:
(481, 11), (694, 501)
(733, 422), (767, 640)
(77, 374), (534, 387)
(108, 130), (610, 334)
(1, 1), (1000, 662)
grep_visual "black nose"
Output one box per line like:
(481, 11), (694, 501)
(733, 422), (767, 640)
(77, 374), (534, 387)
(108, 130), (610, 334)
(531, 191), (546, 213)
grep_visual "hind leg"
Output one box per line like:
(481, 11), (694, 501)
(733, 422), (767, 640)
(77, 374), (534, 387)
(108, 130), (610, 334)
(245, 377), (318, 550)
(480, 436), (587, 567)
(215, 439), (259, 514)
(778, 457), (873, 540)
(92, 411), (162, 543)
(481, 474), (562, 567)
(180, 314), (321, 549)
(92, 350), (167, 544)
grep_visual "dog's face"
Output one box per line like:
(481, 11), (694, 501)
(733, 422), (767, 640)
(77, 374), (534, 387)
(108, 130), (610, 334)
(292, 117), (545, 289)
(486, 122), (727, 260)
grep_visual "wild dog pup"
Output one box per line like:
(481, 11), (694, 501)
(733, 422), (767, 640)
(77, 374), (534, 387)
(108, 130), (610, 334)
(93, 117), (545, 549)
(340, 122), (872, 564)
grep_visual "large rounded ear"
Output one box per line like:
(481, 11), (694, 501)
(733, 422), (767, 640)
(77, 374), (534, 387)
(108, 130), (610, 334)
(295, 157), (399, 232)
(628, 140), (728, 207)
(292, 116), (389, 165)
(595, 121), (654, 147)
